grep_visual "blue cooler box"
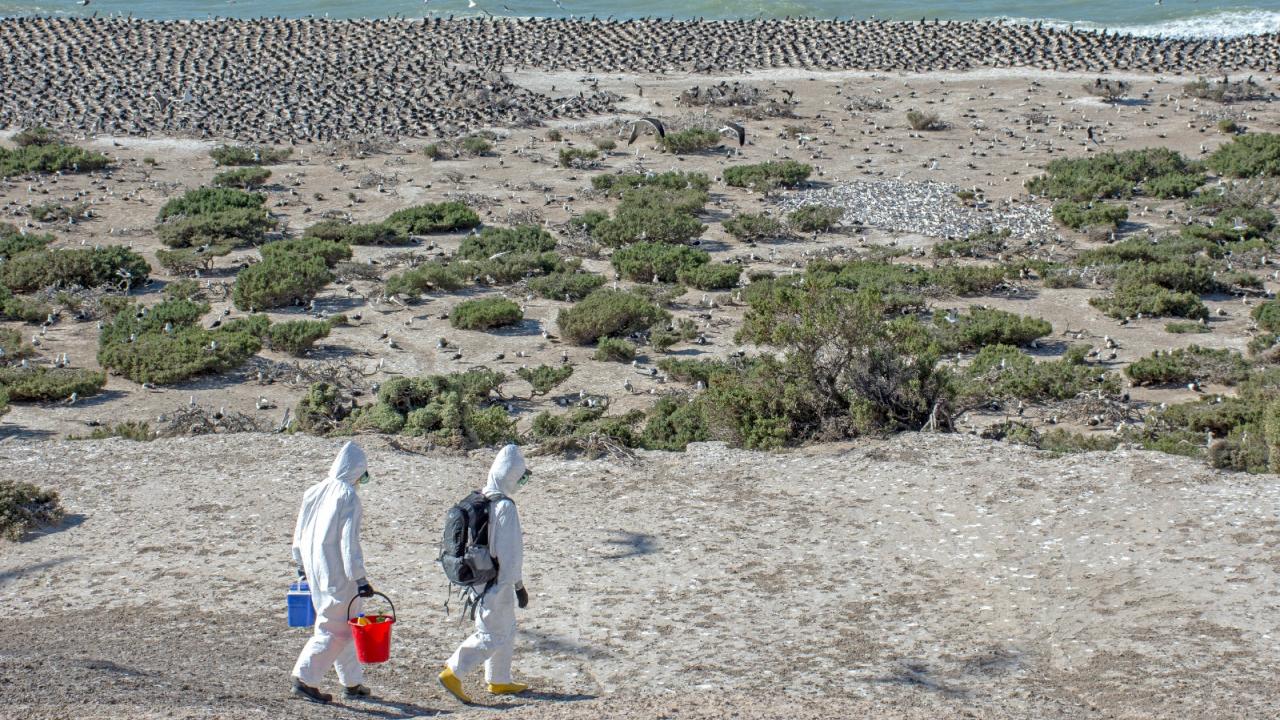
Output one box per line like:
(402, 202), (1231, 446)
(288, 581), (316, 627)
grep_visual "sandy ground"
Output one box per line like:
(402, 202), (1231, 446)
(1, 432), (1278, 718)
(2, 69), (1278, 441)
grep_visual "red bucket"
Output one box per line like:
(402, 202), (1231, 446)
(347, 592), (396, 664)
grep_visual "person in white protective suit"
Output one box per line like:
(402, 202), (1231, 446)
(290, 441), (377, 704)
(439, 444), (533, 703)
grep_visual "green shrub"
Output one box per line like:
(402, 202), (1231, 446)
(592, 204), (704, 247)
(384, 261), (466, 297)
(0, 225), (52, 259)
(69, 420), (154, 441)
(960, 344), (1118, 402)
(261, 237), (352, 268)
(1089, 283), (1209, 320)
(612, 242), (709, 283)
(156, 207), (272, 250)
(348, 369), (511, 446)
(0, 291), (51, 323)
(557, 290), (670, 345)
(457, 225), (556, 260)
(932, 229), (1011, 259)
(0, 327), (34, 360)
(459, 135), (492, 156)
(657, 358), (732, 385)
(0, 142), (109, 178)
(158, 188), (265, 220)
(1126, 346), (1249, 386)
(233, 254), (332, 310)
(569, 210), (608, 235)
(212, 167), (271, 189)
(593, 138), (617, 152)
(265, 320), (331, 356)
(451, 298), (523, 330)
(0, 245), (150, 293)
(905, 110), (942, 130)
(1206, 134), (1280, 178)
(1184, 76), (1267, 103)
(385, 202), (481, 234)
(352, 401), (407, 433)
(661, 127), (721, 154)
(517, 364), (573, 396)
(558, 147), (599, 168)
(1253, 300), (1280, 332)
(97, 299), (267, 384)
(1027, 148), (1203, 201)
(11, 127), (58, 147)
(1083, 78), (1131, 102)
(723, 161), (812, 191)
(0, 387), (7, 419)
(935, 307), (1052, 353)
(787, 205), (844, 233)
(723, 213), (786, 242)
(1144, 172), (1207, 199)
(422, 143), (444, 160)
(1052, 201), (1128, 229)
(678, 263), (741, 290)
(460, 252), (567, 286)
(592, 171), (711, 196)
(639, 396), (710, 451)
(30, 201), (88, 223)
(1166, 321), (1210, 334)
(0, 479), (65, 541)
(293, 382), (350, 433)
(0, 366), (106, 402)
(594, 337), (636, 362)
(649, 317), (699, 352)
(527, 271), (605, 301)
(209, 144), (290, 166)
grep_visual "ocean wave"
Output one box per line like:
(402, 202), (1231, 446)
(1002, 10), (1280, 39)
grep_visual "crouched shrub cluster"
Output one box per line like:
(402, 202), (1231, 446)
(451, 297), (524, 331)
(957, 344), (1119, 402)
(934, 307), (1052, 353)
(527, 271), (605, 301)
(1125, 346), (1249, 386)
(0, 365), (106, 402)
(0, 130), (110, 178)
(384, 202), (480, 234)
(233, 237), (347, 310)
(1027, 147), (1204, 201)
(303, 219), (411, 246)
(98, 299), (267, 384)
(1205, 133), (1280, 178)
(591, 186), (706, 247)
(1052, 201), (1128, 229)
(0, 479), (65, 541)
(723, 160), (812, 192)
(332, 369), (514, 446)
(557, 290), (670, 345)
(0, 244), (149, 293)
(155, 187), (272, 254)
(592, 171), (711, 196)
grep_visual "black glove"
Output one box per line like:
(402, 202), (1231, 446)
(296, 565), (306, 581)
(516, 586), (529, 609)
(357, 581), (374, 598)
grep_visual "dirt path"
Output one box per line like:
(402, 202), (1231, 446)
(2, 433), (1278, 718)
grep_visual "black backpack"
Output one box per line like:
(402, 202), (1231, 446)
(439, 490), (505, 591)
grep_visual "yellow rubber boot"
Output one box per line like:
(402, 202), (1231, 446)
(438, 667), (472, 704)
(488, 681), (530, 695)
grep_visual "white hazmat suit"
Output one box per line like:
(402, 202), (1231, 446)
(447, 444), (526, 685)
(291, 441), (369, 689)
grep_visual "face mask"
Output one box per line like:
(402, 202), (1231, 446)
(357, 471), (371, 485)
(517, 468), (532, 487)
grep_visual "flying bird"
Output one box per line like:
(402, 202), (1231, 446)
(718, 121), (746, 147)
(627, 117), (666, 145)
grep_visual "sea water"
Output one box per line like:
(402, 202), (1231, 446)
(0, 0), (1278, 38)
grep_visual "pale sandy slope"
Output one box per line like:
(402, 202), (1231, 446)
(1, 432), (1278, 719)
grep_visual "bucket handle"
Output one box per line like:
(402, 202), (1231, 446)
(348, 591), (396, 623)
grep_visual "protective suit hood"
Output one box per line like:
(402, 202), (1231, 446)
(483, 444), (526, 497)
(328, 441), (368, 486)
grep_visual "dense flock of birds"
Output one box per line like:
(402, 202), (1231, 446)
(1, 17), (1279, 141)
(783, 180), (1055, 240)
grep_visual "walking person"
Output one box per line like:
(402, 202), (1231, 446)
(290, 441), (377, 704)
(439, 444), (533, 703)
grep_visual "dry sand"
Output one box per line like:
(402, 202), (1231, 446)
(1, 432), (1278, 718)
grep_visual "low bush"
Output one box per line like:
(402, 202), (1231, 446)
(932, 229), (1011, 259)
(639, 396), (711, 451)
(592, 203), (704, 247)
(0, 479), (65, 541)
(0, 288), (51, 323)
(212, 167), (271, 189)
(661, 127), (721, 154)
(593, 138), (617, 152)
(0, 327), (34, 360)
(558, 147), (599, 168)
(658, 358), (732, 385)
(649, 317), (699, 352)
(265, 320), (331, 356)
(677, 263), (741, 290)
(959, 344), (1118, 402)
(612, 242), (709, 283)
(569, 210), (608, 235)
(1166, 321), (1211, 334)
(527, 271), (605, 301)
(0, 225), (52, 259)
(723, 213), (786, 242)
(1089, 283), (1209, 320)
(1253, 300), (1280, 333)
(594, 337), (636, 362)
(1183, 76), (1267, 103)
(30, 201), (88, 223)
(11, 127), (58, 147)
(1206, 133), (1280, 178)
(293, 382), (350, 433)
(517, 364), (573, 396)
(0, 366), (106, 402)
(1125, 345), (1249, 386)
(557, 290), (670, 345)
(1027, 147), (1203, 201)
(156, 207), (272, 250)
(451, 297), (523, 330)
(385, 202), (481, 234)
(787, 205), (844, 233)
(97, 299), (267, 384)
(158, 188), (265, 220)
(592, 171), (711, 196)
(233, 254), (331, 310)
(905, 109), (942, 130)
(260, 237), (352, 267)
(0, 141), (109, 178)
(0, 245), (150, 293)
(935, 307), (1052, 352)
(70, 421), (154, 441)
(347, 368), (512, 446)
(384, 261), (466, 297)
(1052, 201), (1128, 229)
(1082, 78), (1131, 101)
(459, 135), (492, 157)
(209, 144), (290, 166)
(723, 161), (812, 191)
(457, 225), (556, 260)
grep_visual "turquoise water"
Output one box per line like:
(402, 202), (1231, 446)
(1, 0), (1279, 37)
